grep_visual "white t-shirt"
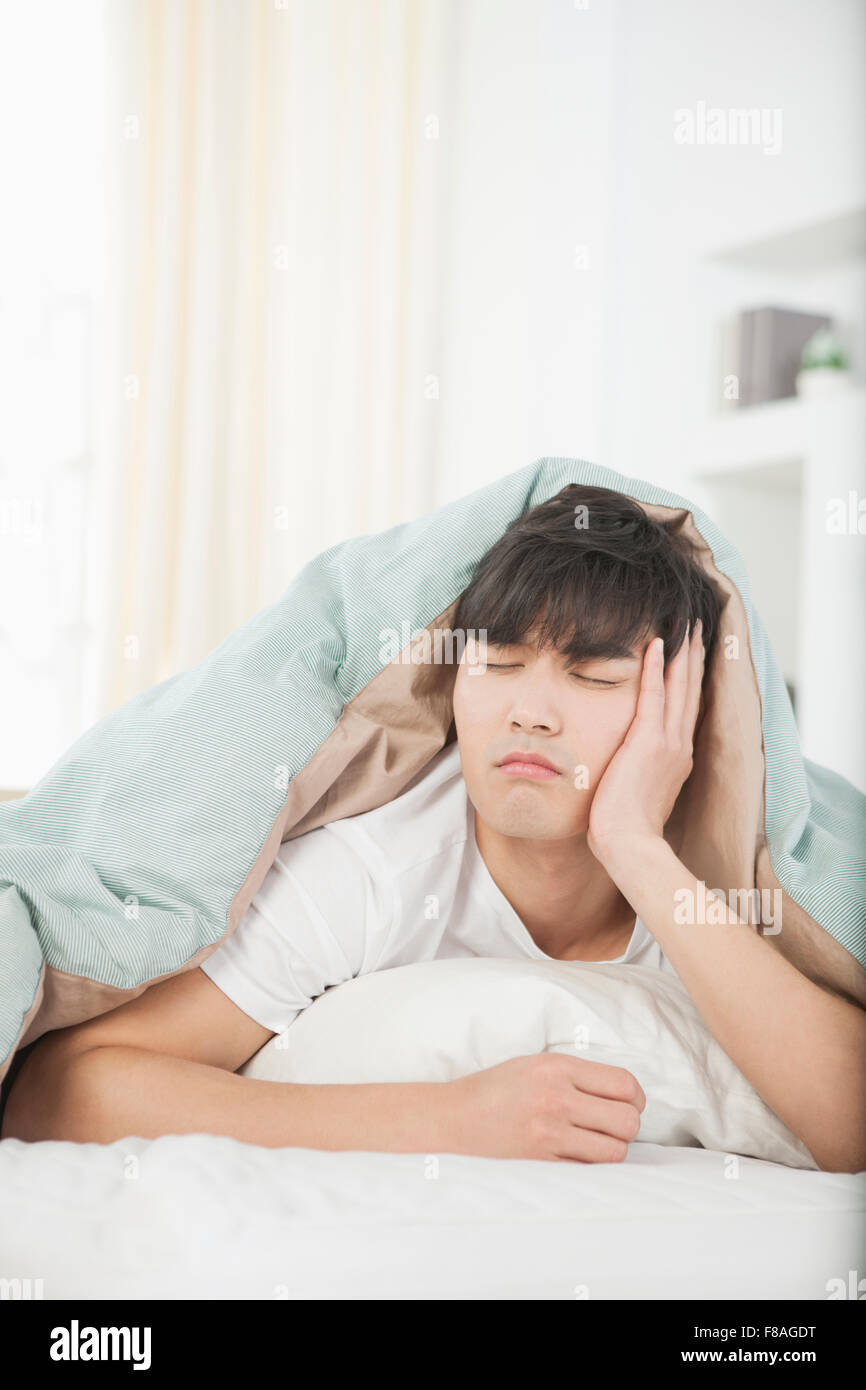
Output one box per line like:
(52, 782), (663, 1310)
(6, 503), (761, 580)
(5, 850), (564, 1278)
(201, 740), (679, 1034)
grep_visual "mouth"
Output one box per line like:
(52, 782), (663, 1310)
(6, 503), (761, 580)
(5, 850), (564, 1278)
(496, 751), (561, 781)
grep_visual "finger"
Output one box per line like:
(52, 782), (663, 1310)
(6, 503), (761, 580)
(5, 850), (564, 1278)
(565, 1091), (644, 1144)
(664, 622), (692, 739)
(553, 1127), (630, 1164)
(632, 635), (665, 737)
(681, 618), (705, 746)
(565, 1056), (647, 1110)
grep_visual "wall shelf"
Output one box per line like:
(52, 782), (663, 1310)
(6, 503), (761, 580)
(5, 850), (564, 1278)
(698, 384), (864, 475)
(706, 205), (866, 275)
(690, 384), (865, 793)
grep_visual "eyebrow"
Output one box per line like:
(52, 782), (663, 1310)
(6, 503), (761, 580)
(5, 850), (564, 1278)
(493, 641), (642, 664)
(572, 655), (642, 667)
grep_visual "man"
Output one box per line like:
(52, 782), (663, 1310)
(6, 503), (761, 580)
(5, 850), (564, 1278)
(4, 487), (865, 1169)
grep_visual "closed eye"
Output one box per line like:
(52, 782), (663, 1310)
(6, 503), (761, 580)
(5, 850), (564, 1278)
(485, 663), (619, 687)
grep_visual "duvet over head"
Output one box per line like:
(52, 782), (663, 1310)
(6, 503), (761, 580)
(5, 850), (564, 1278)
(1, 457), (865, 1092)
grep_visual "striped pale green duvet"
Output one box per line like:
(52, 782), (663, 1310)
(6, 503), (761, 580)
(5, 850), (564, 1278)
(1, 457), (864, 1084)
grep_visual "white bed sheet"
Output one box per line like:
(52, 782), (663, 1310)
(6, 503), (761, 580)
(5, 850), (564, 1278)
(0, 1136), (863, 1300)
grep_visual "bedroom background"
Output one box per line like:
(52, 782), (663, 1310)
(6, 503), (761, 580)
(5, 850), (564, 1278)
(0, 0), (863, 798)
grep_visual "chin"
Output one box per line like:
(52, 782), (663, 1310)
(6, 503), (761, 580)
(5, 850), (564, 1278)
(482, 787), (584, 840)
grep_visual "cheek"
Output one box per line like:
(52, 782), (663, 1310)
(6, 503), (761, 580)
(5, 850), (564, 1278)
(598, 697), (638, 757)
(571, 692), (637, 778)
(452, 673), (490, 779)
(452, 670), (494, 732)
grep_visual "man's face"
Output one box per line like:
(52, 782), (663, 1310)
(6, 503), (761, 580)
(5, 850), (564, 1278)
(452, 630), (650, 840)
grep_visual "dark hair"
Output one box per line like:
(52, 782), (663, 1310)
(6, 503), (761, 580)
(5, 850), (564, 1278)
(452, 484), (724, 667)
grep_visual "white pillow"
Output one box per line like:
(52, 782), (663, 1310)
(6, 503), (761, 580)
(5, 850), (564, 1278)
(238, 957), (818, 1169)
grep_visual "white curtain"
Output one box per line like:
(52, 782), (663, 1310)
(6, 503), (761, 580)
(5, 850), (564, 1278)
(90, 0), (456, 719)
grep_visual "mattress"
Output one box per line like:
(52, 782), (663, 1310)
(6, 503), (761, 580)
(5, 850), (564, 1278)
(1, 1135), (862, 1300)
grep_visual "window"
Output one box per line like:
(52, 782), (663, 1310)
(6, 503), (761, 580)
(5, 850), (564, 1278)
(0, 1), (105, 790)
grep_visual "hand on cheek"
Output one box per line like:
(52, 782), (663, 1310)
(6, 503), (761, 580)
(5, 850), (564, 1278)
(586, 621), (705, 867)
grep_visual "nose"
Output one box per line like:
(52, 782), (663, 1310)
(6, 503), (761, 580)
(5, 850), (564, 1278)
(509, 712), (555, 733)
(506, 673), (562, 735)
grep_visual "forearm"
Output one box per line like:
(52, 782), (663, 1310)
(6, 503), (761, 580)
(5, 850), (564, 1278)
(601, 836), (866, 1172)
(2, 1042), (459, 1153)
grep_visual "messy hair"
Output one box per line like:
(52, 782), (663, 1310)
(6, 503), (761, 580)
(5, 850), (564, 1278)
(451, 484), (724, 667)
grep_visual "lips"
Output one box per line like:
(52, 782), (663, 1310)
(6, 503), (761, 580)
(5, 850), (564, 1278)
(497, 751), (561, 780)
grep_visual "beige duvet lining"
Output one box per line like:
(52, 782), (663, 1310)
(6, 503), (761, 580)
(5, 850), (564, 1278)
(14, 499), (866, 1064)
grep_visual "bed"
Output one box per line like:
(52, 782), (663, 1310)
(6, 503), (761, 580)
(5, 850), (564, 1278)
(3, 956), (862, 1302)
(1, 1133), (862, 1300)
(1, 457), (864, 1304)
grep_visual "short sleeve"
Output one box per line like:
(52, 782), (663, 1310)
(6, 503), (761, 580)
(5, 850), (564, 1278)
(200, 825), (393, 1034)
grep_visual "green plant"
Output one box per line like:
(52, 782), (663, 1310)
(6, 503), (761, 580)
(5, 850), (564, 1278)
(800, 327), (849, 371)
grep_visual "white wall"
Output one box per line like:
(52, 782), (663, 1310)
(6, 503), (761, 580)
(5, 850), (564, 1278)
(599, 0), (866, 489)
(432, 0), (621, 504)
(433, 0), (864, 498)
(432, 0), (865, 785)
